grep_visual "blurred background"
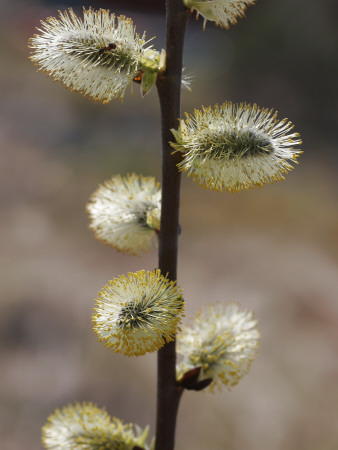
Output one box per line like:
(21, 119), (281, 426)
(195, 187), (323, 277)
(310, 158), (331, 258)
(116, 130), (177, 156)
(0, 0), (338, 449)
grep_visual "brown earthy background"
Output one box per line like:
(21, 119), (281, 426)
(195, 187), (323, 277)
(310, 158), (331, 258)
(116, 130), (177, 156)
(1, 0), (337, 449)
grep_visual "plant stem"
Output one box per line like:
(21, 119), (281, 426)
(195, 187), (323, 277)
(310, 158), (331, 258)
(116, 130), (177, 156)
(155, 1), (190, 450)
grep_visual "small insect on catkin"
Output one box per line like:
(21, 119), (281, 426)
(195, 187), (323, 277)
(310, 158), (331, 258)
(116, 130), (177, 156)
(29, 8), (153, 102)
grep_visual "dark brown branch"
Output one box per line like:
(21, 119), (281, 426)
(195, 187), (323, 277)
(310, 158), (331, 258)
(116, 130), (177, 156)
(154, 2), (191, 450)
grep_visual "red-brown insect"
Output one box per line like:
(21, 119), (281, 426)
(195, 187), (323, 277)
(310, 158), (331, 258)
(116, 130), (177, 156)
(133, 70), (144, 84)
(97, 42), (117, 55)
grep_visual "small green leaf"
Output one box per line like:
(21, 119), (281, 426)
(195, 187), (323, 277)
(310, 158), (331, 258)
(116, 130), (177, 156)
(141, 71), (157, 97)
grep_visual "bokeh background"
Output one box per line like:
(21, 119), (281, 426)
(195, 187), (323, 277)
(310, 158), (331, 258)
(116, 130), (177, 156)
(1, 0), (338, 449)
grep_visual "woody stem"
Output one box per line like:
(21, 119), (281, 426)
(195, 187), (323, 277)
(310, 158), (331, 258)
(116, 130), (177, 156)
(155, 1), (190, 450)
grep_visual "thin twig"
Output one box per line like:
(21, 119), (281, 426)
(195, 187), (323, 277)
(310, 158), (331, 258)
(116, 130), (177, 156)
(155, 1), (191, 449)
